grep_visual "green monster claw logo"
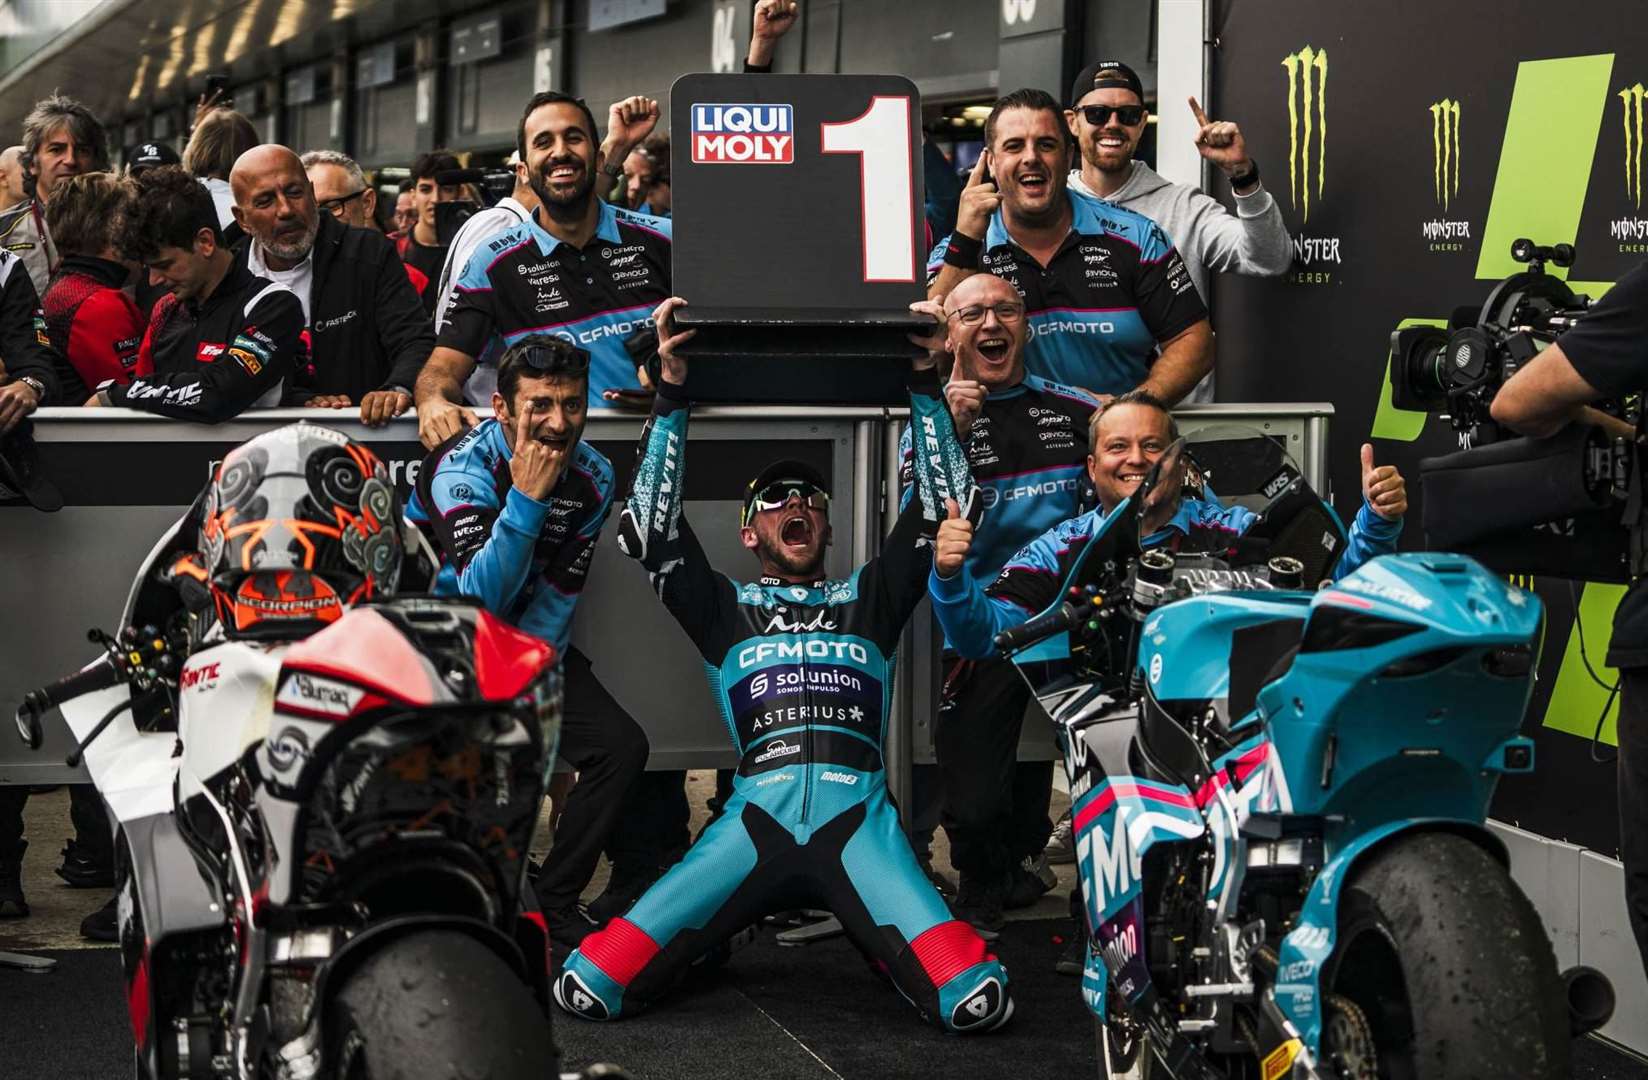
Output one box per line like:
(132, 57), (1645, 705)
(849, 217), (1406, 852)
(1622, 82), (1645, 208)
(1429, 99), (1461, 210)
(1281, 46), (1328, 221)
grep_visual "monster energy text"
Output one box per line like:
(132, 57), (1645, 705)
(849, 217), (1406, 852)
(1423, 98), (1469, 251)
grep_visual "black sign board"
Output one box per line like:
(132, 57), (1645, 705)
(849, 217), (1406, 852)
(670, 73), (930, 405)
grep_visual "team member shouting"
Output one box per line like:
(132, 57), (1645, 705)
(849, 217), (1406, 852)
(929, 88), (1213, 404)
(555, 296), (1014, 1034)
(901, 273), (1100, 938)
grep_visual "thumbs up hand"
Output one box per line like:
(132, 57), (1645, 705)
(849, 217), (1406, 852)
(935, 497), (975, 578)
(1361, 443), (1407, 521)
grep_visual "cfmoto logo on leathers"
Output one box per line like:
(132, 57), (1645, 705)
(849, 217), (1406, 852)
(1281, 46), (1328, 222)
(1429, 99), (1461, 210)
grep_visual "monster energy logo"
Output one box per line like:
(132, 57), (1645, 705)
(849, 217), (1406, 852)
(1429, 99), (1461, 210)
(1621, 83), (1644, 209)
(1281, 45), (1328, 222)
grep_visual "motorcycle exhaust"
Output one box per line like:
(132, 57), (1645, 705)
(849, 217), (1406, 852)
(1561, 965), (1615, 1037)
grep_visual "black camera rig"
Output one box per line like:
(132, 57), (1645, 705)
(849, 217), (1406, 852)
(1391, 238), (1593, 446)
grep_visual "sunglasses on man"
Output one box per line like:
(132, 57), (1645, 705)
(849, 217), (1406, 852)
(744, 480), (830, 524)
(1076, 104), (1147, 127)
(516, 337), (593, 378)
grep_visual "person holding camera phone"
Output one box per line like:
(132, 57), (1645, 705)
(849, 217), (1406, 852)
(1491, 258), (1648, 980)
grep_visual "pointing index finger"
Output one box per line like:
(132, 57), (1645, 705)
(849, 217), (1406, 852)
(1188, 96), (1211, 127)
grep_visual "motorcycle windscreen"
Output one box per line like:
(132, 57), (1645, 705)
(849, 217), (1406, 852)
(1171, 425), (1346, 588)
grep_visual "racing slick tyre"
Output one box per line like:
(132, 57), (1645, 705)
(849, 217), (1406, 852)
(1095, 1015), (1153, 1079)
(327, 929), (557, 1080)
(1324, 831), (1569, 1079)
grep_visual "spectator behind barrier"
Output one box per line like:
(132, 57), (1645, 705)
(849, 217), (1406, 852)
(405, 335), (650, 953)
(400, 149), (461, 311)
(392, 182), (417, 239)
(90, 165), (304, 423)
(899, 276), (1099, 939)
(0, 146), (28, 212)
(928, 88), (1213, 406)
(1489, 258), (1648, 982)
(183, 107), (259, 235)
(41, 172), (148, 403)
(0, 245), (65, 430)
(126, 142), (181, 176)
(4, 93), (109, 296)
(415, 91), (672, 447)
(230, 145), (432, 427)
(621, 133), (670, 217)
(303, 149), (431, 298)
(1064, 60), (1290, 403)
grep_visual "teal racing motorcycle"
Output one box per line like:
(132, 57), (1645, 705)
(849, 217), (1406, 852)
(996, 428), (1612, 1079)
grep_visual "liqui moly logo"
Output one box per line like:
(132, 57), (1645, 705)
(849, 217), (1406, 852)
(690, 103), (795, 164)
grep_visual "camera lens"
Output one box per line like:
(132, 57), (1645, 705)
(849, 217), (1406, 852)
(1389, 326), (1451, 411)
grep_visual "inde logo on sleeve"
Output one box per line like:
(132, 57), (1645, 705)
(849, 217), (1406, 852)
(690, 103), (794, 164)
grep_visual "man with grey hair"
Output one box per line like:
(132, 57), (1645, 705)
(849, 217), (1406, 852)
(231, 144), (431, 424)
(301, 150), (378, 231)
(2, 93), (107, 292)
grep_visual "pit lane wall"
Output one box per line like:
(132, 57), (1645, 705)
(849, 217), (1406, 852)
(1204, 0), (1648, 1050)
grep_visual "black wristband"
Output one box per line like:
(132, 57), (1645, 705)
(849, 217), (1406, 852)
(942, 232), (983, 270)
(1228, 161), (1260, 191)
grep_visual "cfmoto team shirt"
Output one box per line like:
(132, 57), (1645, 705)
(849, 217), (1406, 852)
(106, 263), (304, 422)
(438, 200), (672, 402)
(406, 418), (614, 656)
(927, 190), (1207, 396)
(900, 374), (1099, 645)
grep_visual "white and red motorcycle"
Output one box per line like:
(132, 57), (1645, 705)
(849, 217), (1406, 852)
(14, 424), (578, 1080)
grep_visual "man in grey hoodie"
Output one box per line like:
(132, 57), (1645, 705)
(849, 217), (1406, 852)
(1065, 60), (1292, 402)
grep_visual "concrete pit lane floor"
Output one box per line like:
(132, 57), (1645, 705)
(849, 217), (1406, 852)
(4, 782), (1646, 1079)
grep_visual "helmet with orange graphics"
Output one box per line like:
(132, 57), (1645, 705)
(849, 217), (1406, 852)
(198, 422), (403, 640)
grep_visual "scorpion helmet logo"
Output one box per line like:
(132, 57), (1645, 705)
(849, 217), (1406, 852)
(1281, 45), (1329, 222)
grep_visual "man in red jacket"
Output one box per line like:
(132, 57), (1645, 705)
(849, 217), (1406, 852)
(41, 171), (148, 402)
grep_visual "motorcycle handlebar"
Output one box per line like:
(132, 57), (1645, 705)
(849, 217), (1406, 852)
(995, 601), (1081, 656)
(16, 654), (124, 729)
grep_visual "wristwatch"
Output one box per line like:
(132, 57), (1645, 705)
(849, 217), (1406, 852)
(1228, 161), (1260, 191)
(17, 375), (44, 400)
(601, 161), (625, 180)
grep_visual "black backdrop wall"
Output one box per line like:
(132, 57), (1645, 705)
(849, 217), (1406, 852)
(1208, 0), (1648, 852)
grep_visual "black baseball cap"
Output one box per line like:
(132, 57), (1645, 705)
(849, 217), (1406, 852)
(127, 142), (181, 175)
(1069, 60), (1145, 107)
(743, 459), (828, 525)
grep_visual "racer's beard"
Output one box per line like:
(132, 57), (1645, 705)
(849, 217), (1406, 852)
(531, 156), (597, 226)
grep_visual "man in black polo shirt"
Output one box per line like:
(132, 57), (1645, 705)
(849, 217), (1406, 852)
(928, 88), (1213, 405)
(231, 144), (433, 426)
(414, 91), (672, 449)
(88, 165), (303, 422)
(1491, 260), (1648, 980)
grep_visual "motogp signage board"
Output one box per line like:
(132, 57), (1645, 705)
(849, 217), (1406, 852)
(1207, 0), (1648, 854)
(671, 74), (928, 405)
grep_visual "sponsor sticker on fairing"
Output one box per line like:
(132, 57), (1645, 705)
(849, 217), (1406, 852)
(690, 104), (795, 164)
(276, 672), (365, 717)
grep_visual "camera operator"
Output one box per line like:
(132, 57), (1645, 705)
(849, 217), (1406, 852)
(928, 89), (1213, 405)
(1490, 258), (1648, 978)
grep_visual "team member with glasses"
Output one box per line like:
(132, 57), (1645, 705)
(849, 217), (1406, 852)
(1065, 60), (1290, 402)
(898, 273), (1100, 939)
(928, 87), (1213, 406)
(406, 333), (651, 953)
(229, 144), (432, 424)
(556, 296), (1015, 1034)
(303, 149), (437, 302)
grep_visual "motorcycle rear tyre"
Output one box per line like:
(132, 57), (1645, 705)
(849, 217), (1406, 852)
(1328, 831), (1569, 1079)
(1094, 1015), (1153, 1079)
(327, 929), (556, 1080)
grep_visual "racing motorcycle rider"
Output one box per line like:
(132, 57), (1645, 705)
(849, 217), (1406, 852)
(928, 390), (1409, 660)
(554, 296), (1015, 1034)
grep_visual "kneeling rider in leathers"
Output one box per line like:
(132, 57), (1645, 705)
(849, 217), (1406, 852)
(555, 297), (1015, 1034)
